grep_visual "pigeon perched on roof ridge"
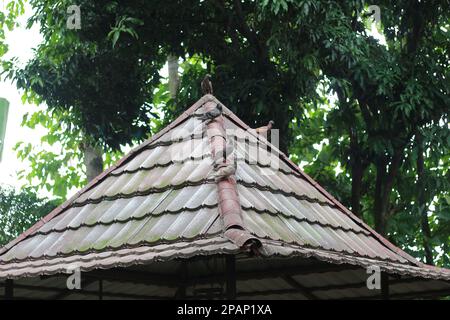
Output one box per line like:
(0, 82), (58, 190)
(213, 143), (235, 168)
(210, 155), (237, 182)
(255, 120), (275, 135)
(198, 103), (223, 121)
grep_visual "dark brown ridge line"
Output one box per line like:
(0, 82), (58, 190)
(27, 204), (220, 237)
(138, 131), (207, 150)
(110, 155), (212, 176)
(236, 180), (335, 208)
(121, 130), (304, 178)
(109, 155), (303, 181)
(0, 233), (226, 265)
(241, 206), (371, 236)
(135, 127), (295, 172)
(135, 126), (276, 154)
(138, 132), (274, 151)
(70, 179), (216, 207)
(110, 155), (303, 183)
(103, 121), (303, 180)
(253, 234), (406, 264)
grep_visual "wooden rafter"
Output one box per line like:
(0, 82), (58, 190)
(282, 275), (318, 300)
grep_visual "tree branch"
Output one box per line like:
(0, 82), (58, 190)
(232, 0), (268, 62)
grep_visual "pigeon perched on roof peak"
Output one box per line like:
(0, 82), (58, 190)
(198, 103), (223, 121)
(201, 74), (213, 95)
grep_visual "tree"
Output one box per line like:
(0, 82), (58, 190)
(0, 0), (448, 266)
(14, 108), (124, 198)
(0, 185), (60, 246)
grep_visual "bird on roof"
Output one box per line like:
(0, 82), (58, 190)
(243, 239), (262, 256)
(210, 155), (237, 182)
(254, 120), (275, 135)
(213, 143), (235, 168)
(198, 103), (223, 121)
(201, 74), (213, 95)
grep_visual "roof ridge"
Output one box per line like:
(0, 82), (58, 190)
(201, 99), (261, 252)
(0, 95), (215, 256)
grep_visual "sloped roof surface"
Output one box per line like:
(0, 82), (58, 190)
(1, 114), (222, 261)
(224, 117), (407, 263)
(0, 95), (449, 284)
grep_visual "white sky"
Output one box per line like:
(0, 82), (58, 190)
(0, 5), (44, 189)
(0, 5), (168, 198)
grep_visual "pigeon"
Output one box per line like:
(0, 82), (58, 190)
(255, 120), (274, 135)
(243, 239), (262, 256)
(211, 155), (237, 182)
(198, 103), (223, 121)
(212, 163), (236, 182)
(213, 143), (235, 168)
(201, 74), (213, 95)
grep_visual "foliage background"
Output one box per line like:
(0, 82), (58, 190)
(0, 0), (448, 267)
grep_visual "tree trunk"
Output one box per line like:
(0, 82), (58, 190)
(351, 160), (363, 217)
(374, 160), (388, 235)
(83, 142), (103, 182)
(167, 54), (179, 100)
(416, 132), (434, 265)
(335, 89), (364, 217)
(350, 128), (363, 217)
(373, 150), (403, 235)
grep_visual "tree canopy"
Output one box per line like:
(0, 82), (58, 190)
(0, 185), (60, 246)
(0, 0), (448, 267)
